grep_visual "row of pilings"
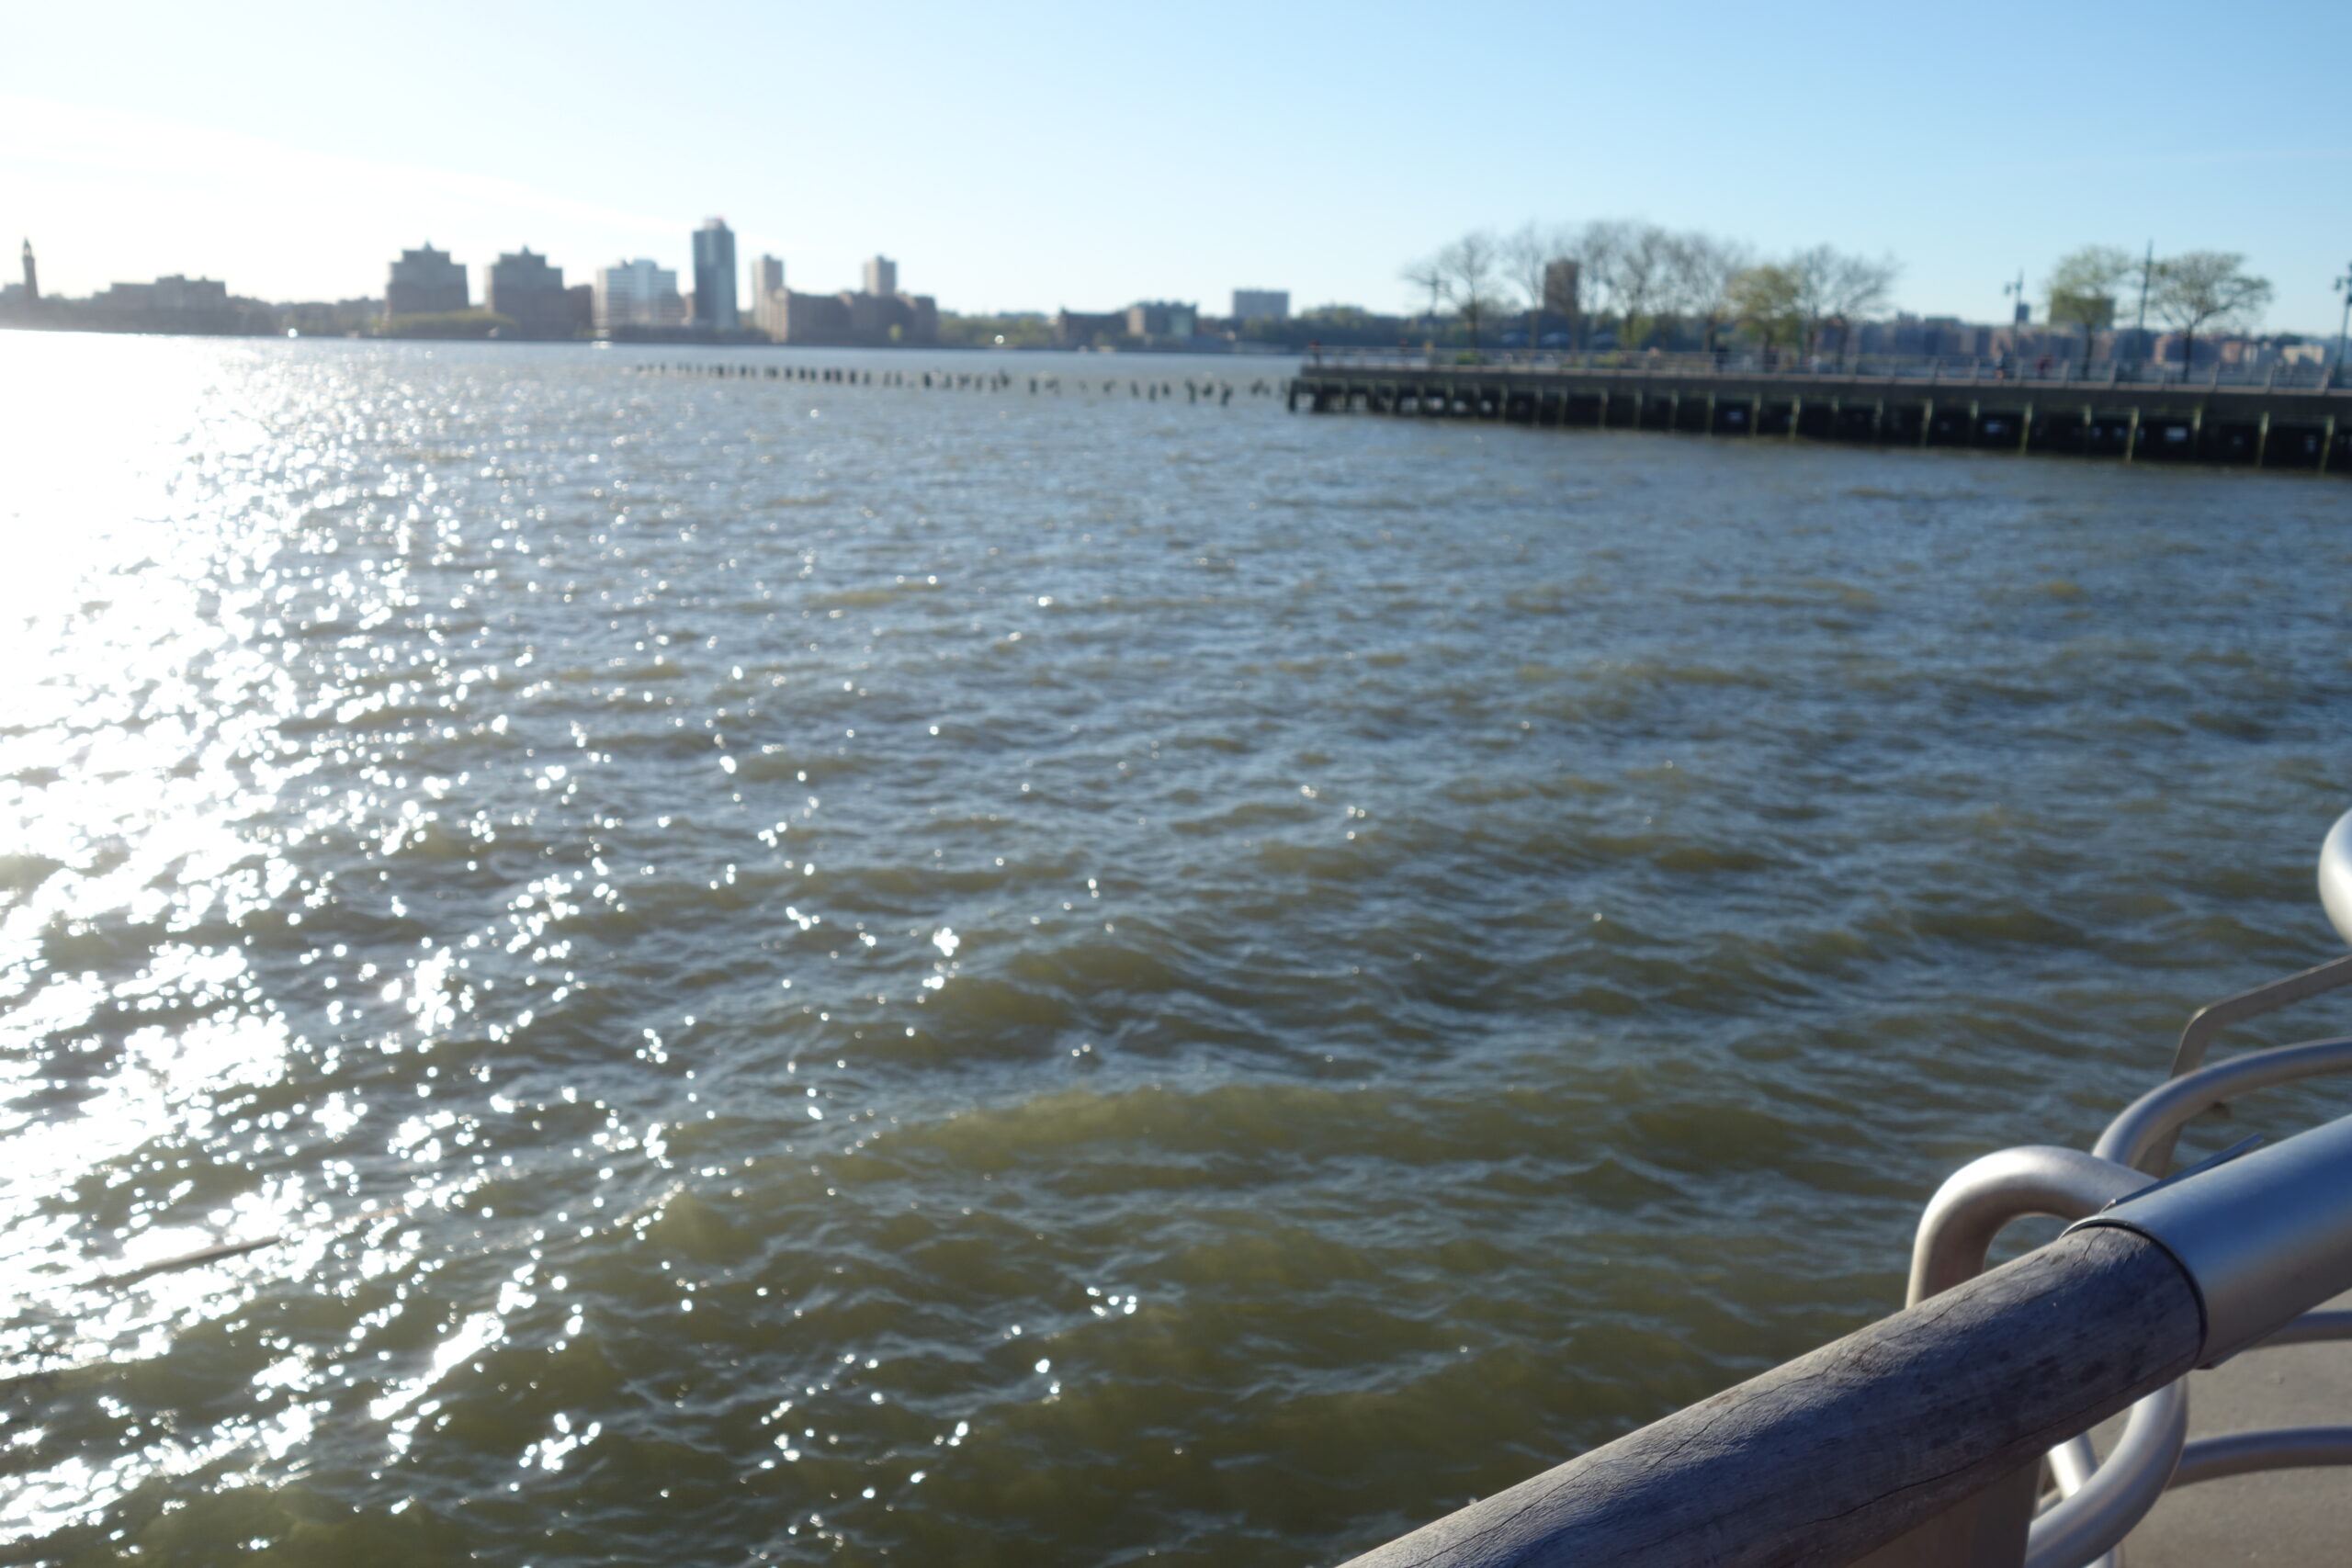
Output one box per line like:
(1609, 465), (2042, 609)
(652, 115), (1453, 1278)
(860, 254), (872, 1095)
(630, 361), (1282, 404)
(1290, 367), (2352, 472)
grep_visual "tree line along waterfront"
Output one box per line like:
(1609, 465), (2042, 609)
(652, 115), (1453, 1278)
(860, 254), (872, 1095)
(1389, 220), (2312, 371)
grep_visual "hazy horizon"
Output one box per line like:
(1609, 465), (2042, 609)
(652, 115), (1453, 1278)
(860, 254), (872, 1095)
(6, 0), (2352, 333)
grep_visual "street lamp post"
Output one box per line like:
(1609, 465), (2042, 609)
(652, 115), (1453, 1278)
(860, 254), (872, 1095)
(2335, 262), (2352, 374)
(2001, 270), (2027, 377)
(2130, 241), (2154, 378)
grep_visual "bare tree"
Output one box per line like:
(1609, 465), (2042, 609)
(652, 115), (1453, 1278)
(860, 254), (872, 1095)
(1559, 221), (1623, 347)
(1503, 221), (1575, 348)
(1592, 221), (1676, 348)
(2148, 251), (2271, 374)
(2045, 245), (2134, 366)
(1399, 256), (1445, 331)
(1788, 244), (1899, 358)
(1667, 231), (1754, 354)
(1434, 231), (1502, 353)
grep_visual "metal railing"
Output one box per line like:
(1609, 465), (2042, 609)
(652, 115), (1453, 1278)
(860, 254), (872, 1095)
(1298, 345), (2347, 392)
(1334, 812), (2352, 1568)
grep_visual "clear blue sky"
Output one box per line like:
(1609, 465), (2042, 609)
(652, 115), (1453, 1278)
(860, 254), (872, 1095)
(7, 0), (2351, 332)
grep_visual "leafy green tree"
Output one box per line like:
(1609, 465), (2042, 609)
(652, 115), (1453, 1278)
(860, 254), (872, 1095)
(936, 313), (1053, 349)
(1668, 231), (1753, 353)
(2044, 245), (2133, 363)
(1727, 264), (1802, 350)
(2148, 251), (2272, 372)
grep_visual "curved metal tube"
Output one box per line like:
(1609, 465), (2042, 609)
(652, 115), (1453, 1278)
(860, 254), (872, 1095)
(1906, 1146), (2151, 1305)
(2149, 953), (2352, 1171)
(2047, 1433), (2097, 1498)
(1902, 1146), (2158, 1568)
(2171, 1426), (2352, 1488)
(1904, 1132), (2352, 1566)
(2319, 808), (2352, 947)
(2023, 1382), (2188, 1568)
(2041, 1437), (2113, 1568)
(2143, 812), (2352, 1179)
(2093, 1035), (2352, 1174)
(2168, 952), (2352, 1081)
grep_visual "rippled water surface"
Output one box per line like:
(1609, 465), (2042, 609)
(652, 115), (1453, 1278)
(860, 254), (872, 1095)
(5, 334), (2351, 1566)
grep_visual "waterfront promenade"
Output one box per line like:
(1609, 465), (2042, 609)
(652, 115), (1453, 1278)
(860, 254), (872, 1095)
(1289, 351), (2352, 470)
(2111, 1289), (2352, 1566)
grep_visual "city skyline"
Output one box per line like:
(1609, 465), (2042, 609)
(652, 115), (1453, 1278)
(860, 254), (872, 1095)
(7, 225), (2337, 367)
(4, 1), (2352, 329)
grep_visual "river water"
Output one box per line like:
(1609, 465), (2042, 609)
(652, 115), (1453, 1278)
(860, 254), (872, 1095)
(3, 334), (2349, 1566)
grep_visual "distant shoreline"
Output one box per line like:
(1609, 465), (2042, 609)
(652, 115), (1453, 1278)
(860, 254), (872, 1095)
(0, 321), (1296, 355)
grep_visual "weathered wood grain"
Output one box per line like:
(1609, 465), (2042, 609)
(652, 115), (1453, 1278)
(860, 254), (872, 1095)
(1336, 1228), (2201, 1568)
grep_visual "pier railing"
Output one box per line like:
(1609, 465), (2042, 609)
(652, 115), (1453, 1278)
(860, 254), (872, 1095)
(1301, 345), (2343, 391)
(1333, 814), (2352, 1568)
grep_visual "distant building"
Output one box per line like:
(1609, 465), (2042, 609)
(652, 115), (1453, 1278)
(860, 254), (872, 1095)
(386, 244), (469, 316)
(770, 289), (851, 344)
(1231, 288), (1288, 321)
(752, 254), (935, 345)
(594, 259), (686, 332)
(486, 249), (574, 338)
(1126, 300), (1196, 341)
(692, 219), (738, 332)
(1543, 260), (1579, 319)
(767, 285), (937, 347)
(845, 289), (894, 340)
(96, 275), (231, 312)
(20, 239), (37, 303)
(69, 274), (252, 333)
(750, 255), (786, 338)
(753, 285), (787, 339)
(1052, 310), (1128, 348)
(902, 293), (939, 345)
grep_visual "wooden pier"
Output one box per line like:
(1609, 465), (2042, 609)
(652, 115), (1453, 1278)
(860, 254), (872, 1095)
(1288, 358), (2352, 472)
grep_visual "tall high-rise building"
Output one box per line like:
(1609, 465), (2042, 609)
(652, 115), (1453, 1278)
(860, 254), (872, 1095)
(693, 219), (738, 332)
(750, 254), (786, 337)
(863, 255), (897, 298)
(485, 249), (573, 338)
(1231, 288), (1288, 321)
(20, 239), (37, 303)
(594, 259), (686, 332)
(387, 244), (469, 316)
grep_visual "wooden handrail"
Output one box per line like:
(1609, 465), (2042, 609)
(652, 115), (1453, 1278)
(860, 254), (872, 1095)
(1334, 1228), (2200, 1568)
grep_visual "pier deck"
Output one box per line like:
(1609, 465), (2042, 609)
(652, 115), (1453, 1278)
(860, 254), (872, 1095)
(1288, 357), (2352, 471)
(2099, 1286), (2352, 1566)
